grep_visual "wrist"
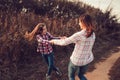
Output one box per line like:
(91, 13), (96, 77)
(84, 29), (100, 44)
(52, 41), (54, 45)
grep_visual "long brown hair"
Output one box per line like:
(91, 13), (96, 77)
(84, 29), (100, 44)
(36, 23), (46, 34)
(24, 23), (45, 41)
(79, 14), (94, 38)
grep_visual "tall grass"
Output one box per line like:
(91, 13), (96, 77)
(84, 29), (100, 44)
(0, 0), (119, 80)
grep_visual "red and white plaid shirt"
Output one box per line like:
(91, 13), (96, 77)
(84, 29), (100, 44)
(36, 32), (59, 54)
(53, 30), (96, 66)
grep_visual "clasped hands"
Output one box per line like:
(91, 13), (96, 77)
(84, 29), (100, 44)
(49, 36), (67, 44)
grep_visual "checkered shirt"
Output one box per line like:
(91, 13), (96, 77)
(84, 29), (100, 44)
(53, 30), (96, 66)
(36, 32), (58, 54)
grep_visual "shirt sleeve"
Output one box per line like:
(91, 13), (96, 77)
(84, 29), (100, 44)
(53, 32), (82, 46)
(36, 35), (49, 44)
(47, 32), (60, 39)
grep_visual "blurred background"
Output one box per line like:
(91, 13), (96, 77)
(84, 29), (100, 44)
(71, 0), (120, 22)
(0, 0), (120, 80)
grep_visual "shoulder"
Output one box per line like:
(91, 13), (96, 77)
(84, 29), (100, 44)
(46, 32), (51, 35)
(69, 31), (83, 39)
(74, 30), (85, 36)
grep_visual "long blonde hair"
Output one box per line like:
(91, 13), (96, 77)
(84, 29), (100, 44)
(24, 23), (45, 41)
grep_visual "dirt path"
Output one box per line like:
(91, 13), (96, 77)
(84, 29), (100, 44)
(76, 47), (120, 80)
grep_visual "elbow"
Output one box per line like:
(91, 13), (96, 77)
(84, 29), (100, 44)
(54, 40), (67, 46)
(58, 42), (67, 46)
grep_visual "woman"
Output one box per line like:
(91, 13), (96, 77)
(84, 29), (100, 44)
(49, 14), (96, 80)
(24, 23), (62, 80)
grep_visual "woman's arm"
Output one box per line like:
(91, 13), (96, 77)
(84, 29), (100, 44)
(49, 32), (80, 46)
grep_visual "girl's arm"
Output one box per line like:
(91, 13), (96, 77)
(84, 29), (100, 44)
(47, 32), (61, 39)
(36, 35), (49, 44)
(24, 23), (44, 41)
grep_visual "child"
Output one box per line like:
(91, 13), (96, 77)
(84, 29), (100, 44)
(25, 23), (62, 80)
(49, 14), (96, 80)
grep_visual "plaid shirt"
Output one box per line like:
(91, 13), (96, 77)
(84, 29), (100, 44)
(53, 30), (96, 66)
(36, 32), (59, 54)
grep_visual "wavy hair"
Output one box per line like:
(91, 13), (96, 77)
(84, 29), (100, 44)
(24, 23), (45, 41)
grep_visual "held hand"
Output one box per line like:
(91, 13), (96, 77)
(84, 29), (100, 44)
(49, 40), (54, 45)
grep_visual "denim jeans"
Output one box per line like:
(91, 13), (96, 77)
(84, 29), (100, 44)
(42, 52), (58, 75)
(68, 60), (88, 80)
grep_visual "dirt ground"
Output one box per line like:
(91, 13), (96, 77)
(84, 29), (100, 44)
(16, 45), (120, 80)
(75, 47), (120, 80)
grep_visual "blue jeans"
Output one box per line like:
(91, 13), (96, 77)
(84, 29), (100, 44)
(42, 52), (58, 75)
(68, 61), (88, 80)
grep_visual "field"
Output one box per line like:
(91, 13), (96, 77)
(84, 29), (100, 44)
(0, 0), (120, 80)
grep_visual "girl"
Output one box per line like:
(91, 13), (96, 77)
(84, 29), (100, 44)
(25, 23), (62, 80)
(49, 14), (96, 80)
